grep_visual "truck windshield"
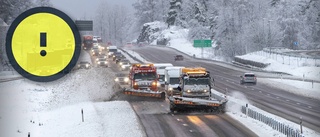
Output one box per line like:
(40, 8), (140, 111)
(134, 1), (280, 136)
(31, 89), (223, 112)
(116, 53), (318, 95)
(170, 78), (179, 84)
(159, 75), (165, 81)
(134, 73), (157, 80)
(184, 78), (210, 85)
(109, 49), (117, 52)
(84, 41), (92, 44)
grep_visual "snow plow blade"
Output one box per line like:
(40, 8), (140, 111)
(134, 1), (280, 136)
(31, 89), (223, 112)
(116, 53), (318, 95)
(169, 96), (227, 113)
(123, 88), (166, 100)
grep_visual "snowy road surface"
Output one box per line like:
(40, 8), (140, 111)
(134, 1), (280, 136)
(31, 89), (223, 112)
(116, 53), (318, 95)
(132, 46), (320, 133)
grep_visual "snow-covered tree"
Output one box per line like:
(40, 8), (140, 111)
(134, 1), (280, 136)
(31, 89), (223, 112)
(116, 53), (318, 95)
(35, 0), (52, 7)
(0, 0), (34, 24)
(166, 0), (182, 27)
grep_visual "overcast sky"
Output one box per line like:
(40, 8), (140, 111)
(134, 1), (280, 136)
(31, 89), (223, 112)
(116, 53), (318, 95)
(51, 0), (136, 20)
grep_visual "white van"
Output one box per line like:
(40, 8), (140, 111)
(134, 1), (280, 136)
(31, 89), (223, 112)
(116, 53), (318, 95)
(107, 46), (118, 58)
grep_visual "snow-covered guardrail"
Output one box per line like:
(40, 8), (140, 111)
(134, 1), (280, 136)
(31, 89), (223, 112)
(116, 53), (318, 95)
(118, 48), (144, 63)
(241, 106), (304, 137)
(233, 57), (270, 68)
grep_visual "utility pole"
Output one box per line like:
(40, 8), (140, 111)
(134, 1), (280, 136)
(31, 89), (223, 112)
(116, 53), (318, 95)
(268, 20), (272, 55)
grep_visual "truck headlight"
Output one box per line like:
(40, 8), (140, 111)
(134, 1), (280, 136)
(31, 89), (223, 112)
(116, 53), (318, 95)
(124, 77), (129, 82)
(98, 62), (100, 64)
(96, 58), (99, 61)
(86, 64), (89, 67)
(122, 65), (125, 69)
(115, 78), (119, 82)
(204, 89), (208, 92)
(169, 87), (173, 91)
(152, 82), (157, 86)
(187, 90), (191, 93)
(120, 62), (123, 65)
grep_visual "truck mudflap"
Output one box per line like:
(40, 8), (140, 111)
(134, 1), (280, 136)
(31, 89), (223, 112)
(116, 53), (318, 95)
(168, 96), (227, 113)
(123, 88), (166, 100)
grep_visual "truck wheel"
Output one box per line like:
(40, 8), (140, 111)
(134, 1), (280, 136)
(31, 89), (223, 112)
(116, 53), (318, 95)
(160, 92), (166, 100)
(170, 103), (176, 113)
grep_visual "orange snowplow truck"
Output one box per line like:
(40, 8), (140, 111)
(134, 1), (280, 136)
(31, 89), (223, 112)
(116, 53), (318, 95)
(82, 35), (93, 50)
(123, 64), (165, 100)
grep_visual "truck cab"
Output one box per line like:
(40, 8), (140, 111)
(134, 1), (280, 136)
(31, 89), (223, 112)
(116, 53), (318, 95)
(153, 63), (173, 87)
(178, 68), (212, 98)
(129, 64), (159, 91)
(164, 66), (184, 96)
(82, 35), (93, 50)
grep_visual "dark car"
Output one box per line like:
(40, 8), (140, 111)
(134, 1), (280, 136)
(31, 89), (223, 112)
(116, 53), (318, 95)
(175, 55), (184, 61)
(91, 46), (100, 56)
(98, 53), (107, 59)
(112, 52), (123, 61)
(240, 73), (257, 85)
(116, 56), (126, 64)
(76, 61), (91, 69)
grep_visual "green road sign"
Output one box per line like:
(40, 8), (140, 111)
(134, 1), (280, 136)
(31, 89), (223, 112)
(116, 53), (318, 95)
(193, 40), (212, 47)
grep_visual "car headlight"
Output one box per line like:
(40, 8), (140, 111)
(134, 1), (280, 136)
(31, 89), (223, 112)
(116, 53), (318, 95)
(115, 78), (119, 82)
(77, 64), (80, 67)
(122, 65), (125, 69)
(124, 77), (129, 82)
(187, 90), (191, 93)
(169, 87), (173, 91)
(204, 89), (208, 92)
(98, 62), (100, 64)
(120, 62), (123, 65)
(108, 53), (112, 55)
(96, 58), (99, 61)
(86, 64), (89, 67)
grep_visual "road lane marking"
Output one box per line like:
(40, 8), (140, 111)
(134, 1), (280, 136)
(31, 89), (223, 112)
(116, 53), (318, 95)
(182, 124), (188, 126)
(296, 103), (300, 105)
(286, 100), (290, 102)
(308, 106), (312, 108)
(187, 116), (219, 136)
(276, 96), (279, 99)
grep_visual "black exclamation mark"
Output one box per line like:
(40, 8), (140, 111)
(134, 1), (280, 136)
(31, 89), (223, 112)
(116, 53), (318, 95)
(40, 32), (47, 57)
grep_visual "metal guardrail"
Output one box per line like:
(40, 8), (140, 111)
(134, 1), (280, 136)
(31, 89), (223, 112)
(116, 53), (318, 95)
(241, 106), (304, 137)
(118, 48), (144, 63)
(263, 48), (320, 59)
(164, 46), (292, 75)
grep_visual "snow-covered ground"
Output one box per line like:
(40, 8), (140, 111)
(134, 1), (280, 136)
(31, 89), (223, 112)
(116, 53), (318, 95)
(258, 78), (320, 100)
(238, 51), (320, 81)
(0, 51), (145, 137)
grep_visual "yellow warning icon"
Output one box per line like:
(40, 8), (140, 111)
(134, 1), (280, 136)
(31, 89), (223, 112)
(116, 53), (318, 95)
(6, 7), (81, 82)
